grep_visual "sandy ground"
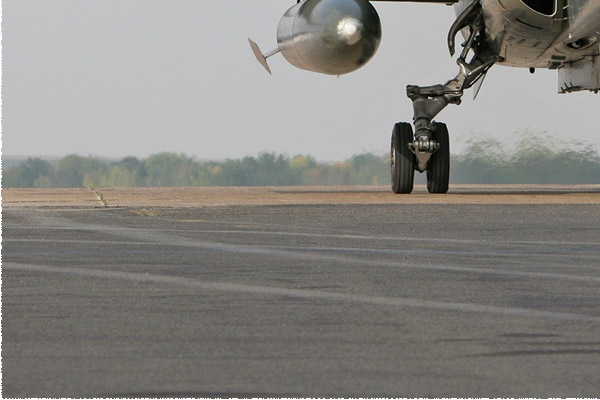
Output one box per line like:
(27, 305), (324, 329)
(2, 185), (600, 208)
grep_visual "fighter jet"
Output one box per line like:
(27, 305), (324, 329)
(249, 0), (600, 193)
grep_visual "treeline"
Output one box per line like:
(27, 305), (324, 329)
(451, 137), (600, 184)
(3, 138), (600, 188)
(2, 152), (390, 188)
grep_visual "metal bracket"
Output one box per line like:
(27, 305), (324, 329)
(408, 131), (440, 172)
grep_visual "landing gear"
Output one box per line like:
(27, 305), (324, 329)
(389, 121), (449, 194)
(391, 123), (415, 194)
(389, 0), (501, 194)
(427, 122), (450, 194)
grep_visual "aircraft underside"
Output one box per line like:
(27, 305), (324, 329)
(250, 0), (600, 193)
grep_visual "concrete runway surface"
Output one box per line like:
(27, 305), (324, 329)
(3, 186), (600, 397)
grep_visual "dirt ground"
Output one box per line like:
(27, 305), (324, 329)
(3, 185), (600, 208)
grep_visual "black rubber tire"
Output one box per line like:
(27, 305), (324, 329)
(427, 122), (450, 194)
(391, 122), (416, 194)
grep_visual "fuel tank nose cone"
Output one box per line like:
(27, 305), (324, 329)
(337, 18), (364, 45)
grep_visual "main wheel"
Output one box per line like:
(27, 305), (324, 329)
(427, 122), (450, 194)
(391, 122), (416, 194)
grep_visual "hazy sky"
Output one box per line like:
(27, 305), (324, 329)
(2, 0), (599, 161)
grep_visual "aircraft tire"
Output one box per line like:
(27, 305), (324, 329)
(427, 122), (450, 194)
(391, 122), (416, 194)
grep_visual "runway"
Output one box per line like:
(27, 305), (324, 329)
(3, 186), (600, 397)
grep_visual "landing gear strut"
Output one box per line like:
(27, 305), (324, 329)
(390, 0), (502, 194)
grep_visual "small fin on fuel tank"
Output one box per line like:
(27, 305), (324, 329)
(248, 38), (280, 75)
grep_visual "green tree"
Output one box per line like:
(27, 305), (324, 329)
(144, 153), (196, 186)
(97, 157), (147, 187)
(322, 161), (350, 185)
(253, 153), (300, 186)
(290, 155), (321, 185)
(3, 158), (54, 188)
(509, 136), (600, 184)
(347, 153), (388, 185)
(54, 155), (108, 187)
(451, 138), (509, 183)
(452, 135), (600, 184)
(205, 153), (299, 186)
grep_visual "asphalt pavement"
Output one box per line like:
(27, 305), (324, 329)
(2, 187), (600, 397)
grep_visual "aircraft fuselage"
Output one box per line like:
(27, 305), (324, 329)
(459, 0), (600, 69)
